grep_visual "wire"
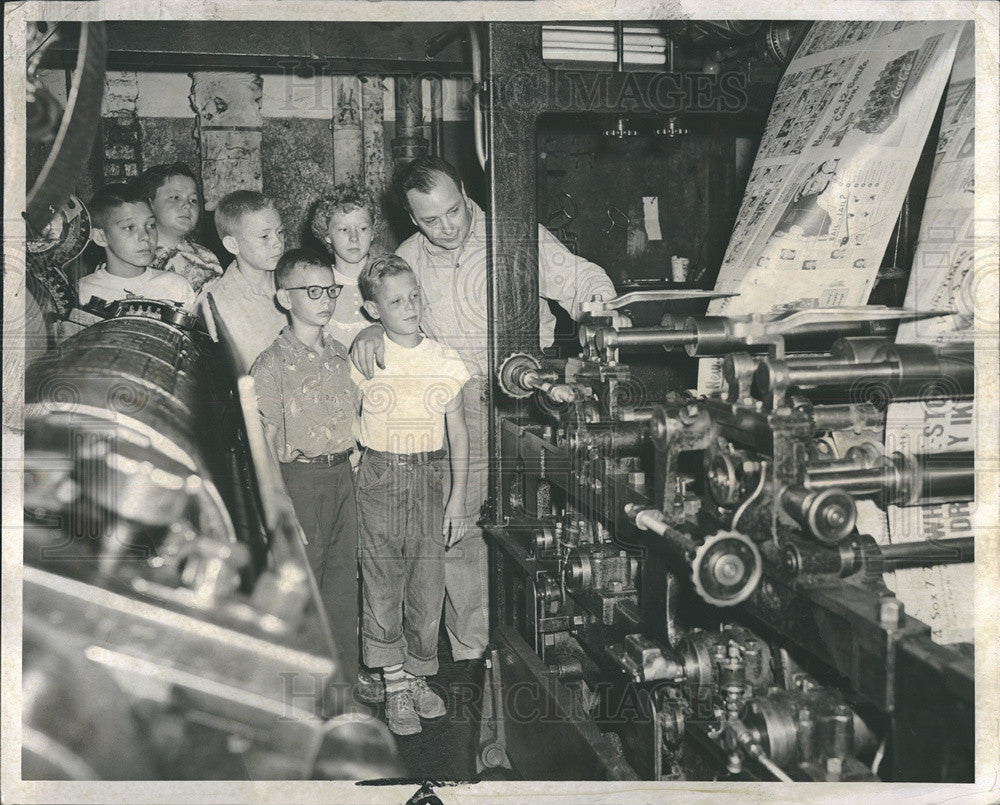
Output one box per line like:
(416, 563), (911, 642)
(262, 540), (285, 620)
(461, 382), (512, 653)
(757, 752), (794, 783)
(731, 460), (767, 532)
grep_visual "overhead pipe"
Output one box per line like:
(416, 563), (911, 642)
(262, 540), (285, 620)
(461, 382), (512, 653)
(469, 23), (487, 170)
(429, 76), (444, 157)
(390, 75), (428, 164)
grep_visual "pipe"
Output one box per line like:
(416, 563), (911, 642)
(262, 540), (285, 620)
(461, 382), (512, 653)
(425, 25), (464, 59)
(593, 317), (894, 357)
(875, 536), (975, 568)
(615, 21), (625, 72)
(429, 75), (444, 157)
(469, 23), (487, 171)
(390, 75), (427, 164)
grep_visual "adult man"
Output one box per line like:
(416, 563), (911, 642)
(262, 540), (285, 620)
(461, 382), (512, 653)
(352, 155), (615, 668)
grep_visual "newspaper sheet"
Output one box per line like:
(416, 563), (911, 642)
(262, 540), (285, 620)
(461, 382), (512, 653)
(880, 398), (976, 644)
(896, 23), (977, 344)
(880, 24), (977, 645)
(699, 20), (964, 393)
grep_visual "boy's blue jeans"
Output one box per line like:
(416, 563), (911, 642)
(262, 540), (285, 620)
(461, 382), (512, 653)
(356, 448), (446, 677)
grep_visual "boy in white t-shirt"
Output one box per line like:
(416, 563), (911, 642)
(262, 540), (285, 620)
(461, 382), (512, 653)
(351, 254), (470, 736)
(79, 184), (196, 309)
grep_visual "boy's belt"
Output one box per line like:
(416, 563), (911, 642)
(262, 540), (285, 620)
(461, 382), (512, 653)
(364, 448), (446, 465)
(291, 449), (352, 466)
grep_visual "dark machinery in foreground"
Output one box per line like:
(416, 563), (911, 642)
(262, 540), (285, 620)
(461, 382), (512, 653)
(480, 299), (974, 783)
(22, 302), (400, 780)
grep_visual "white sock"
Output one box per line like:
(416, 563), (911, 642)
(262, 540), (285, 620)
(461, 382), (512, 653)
(383, 664), (406, 693)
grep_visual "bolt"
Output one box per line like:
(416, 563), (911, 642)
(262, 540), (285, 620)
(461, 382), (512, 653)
(483, 744), (506, 768)
(608, 580), (623, 592)
(824, 507), (847, 527)
(650, 417), (666, 441)
(825, 756), (843, 780)
(880, 597), (901, 628)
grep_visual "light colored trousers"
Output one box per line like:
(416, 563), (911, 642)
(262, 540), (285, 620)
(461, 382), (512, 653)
(443, 377), (491, 661)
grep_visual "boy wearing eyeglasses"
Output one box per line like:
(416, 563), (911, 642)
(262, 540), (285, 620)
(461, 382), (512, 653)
(250, 248), (362, 700)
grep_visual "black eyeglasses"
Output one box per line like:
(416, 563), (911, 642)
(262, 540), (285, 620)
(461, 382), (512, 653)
(282, 284), (343, 300)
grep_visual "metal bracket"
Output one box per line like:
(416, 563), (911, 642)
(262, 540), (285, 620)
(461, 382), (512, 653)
(580, 290), (736, 316)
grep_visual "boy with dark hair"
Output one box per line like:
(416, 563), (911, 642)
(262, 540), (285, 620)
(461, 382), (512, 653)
(352, 253), (470, 736)
(202, 190), (287, 370)
(137, 162), (222, 293)
(250, 248), (361, 692)
(80, 183), (195, 309)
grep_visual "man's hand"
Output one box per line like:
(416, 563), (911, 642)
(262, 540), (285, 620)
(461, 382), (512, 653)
(443, 500), (473, 549)
(350, 324), (386, 379)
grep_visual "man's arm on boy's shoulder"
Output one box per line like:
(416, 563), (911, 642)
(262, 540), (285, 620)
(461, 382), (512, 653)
(443, 386), (470, 548)
(349, 323), (386, 380)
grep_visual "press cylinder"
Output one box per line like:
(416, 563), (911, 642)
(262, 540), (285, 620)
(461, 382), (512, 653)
(683, 318), (891, 357)
(568, 420), (649, 456)
(804, 451), (973, 506)
(780, 485), (857, 544)
(756, 342), (974, 402)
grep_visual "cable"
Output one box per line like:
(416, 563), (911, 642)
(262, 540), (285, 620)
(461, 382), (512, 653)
(732, 460), (767, 532)
(757, 752), (794, 783)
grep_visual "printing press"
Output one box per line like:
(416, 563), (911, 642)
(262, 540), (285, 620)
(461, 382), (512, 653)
(481, 307), (975, 782)
(474, 23), (978, 784)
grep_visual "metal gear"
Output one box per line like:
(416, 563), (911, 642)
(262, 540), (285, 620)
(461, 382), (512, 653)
(497, 352), (541, 399)
(690, 531), (762, 607)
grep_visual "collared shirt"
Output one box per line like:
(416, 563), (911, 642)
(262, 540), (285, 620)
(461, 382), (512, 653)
(395, 200), (616, 376)
(350, 336), (470, 454)
(79, 264), (196, 309)
(150, 237), (223, 294)
(323, 267), (372, 348)
(200, 261), (288, 372)
(251, 326), (359, 462)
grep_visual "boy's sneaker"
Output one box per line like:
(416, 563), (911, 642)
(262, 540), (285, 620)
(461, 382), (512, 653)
(355, 669), (385, 704)
(385, 686), (421, 736)
(410, 676), (447, 719)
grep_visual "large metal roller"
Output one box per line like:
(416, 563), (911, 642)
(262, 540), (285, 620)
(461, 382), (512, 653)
(24, 312), (238, 564)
